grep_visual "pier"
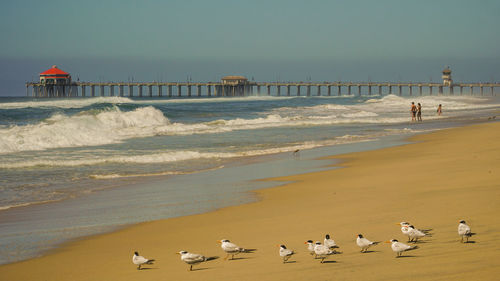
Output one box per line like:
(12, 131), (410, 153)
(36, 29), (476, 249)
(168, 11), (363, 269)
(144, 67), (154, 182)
(25, 81), (500, 98)
(26, 67), (499, 98)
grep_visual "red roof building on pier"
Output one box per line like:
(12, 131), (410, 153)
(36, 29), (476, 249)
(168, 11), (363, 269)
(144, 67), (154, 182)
(39, 65), (71, 85)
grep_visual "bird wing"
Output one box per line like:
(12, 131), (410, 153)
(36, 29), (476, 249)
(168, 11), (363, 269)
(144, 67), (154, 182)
(223, 242), (240, 252)
(458, 224), (471, 235)
(393, 242), (411, 252)
(359, 238), (372, 246)
(325, 239), (336, 247)
(314, 245), (329, 255)
(281, 249), (294, 257)
(183, 253), (205, 263)
(133, 255), (149, 265)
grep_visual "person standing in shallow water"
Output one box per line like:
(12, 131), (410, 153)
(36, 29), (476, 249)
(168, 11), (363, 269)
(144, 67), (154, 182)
(417, 103), (422, 121)
(437, 104), (442, 116)
(410, 102), (417, 121)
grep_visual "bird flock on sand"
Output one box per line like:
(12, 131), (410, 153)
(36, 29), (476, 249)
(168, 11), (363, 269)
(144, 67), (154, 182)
(132, 220), (475, 270)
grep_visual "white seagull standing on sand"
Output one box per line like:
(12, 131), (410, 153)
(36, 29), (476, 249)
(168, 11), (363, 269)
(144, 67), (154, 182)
(177, 250), (218, 271)
(305, 240), (316, 257)
(219, 239), (256, 260)
(458, 220), (474, 243)
(385, 239), (419, 257)
(407, 225), (429, 242)
(132, 251), (155, 270)
(324, 234), (340, 250)
(313, 241), (336, 263)
(397, 222), (412, 241)
(398, 222), (432, 235)
(356, 234), (379, 253)
(278, 245), (295, 263)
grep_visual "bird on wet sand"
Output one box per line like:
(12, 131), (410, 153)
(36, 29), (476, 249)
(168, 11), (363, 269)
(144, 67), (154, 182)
(278, 245), (295, 263)
(356, 234), (379, 253)
(458, 220), (475, 243)
(132, 251), (155, 270)
(313, 241), (336, 263)
(385, 239), (419, 257)
(219, 239), (256, 260)
(324, 234), (340, 253)
(177, 251), (218, 271)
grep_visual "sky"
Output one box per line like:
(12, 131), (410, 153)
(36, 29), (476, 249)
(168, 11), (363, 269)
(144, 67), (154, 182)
(1, 0), (500, 96)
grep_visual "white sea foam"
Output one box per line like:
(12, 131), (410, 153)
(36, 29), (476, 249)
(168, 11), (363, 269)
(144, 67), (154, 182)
(0, 97), (134, 109)
(0, 95), (293, 109)
(0, 106), (169, 153)
(1, 95), (497, 154)
(0, 130), (421, 169)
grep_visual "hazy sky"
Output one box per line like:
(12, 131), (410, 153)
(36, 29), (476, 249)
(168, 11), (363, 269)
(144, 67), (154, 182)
(1, 0), (500, 96)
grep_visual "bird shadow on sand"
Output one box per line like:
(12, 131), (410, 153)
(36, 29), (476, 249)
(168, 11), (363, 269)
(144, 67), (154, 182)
(464, 240), (476, 244)
(409, 240), (431, 244)
(396, 255), (417, 258)
(228, 257), (253, 261)
(191, 267), (213, 271)
(321, 260), (338, 264)
(361, 250), (380, 253)
(138, 267), (159, 270)
(283, 261), (297, 264)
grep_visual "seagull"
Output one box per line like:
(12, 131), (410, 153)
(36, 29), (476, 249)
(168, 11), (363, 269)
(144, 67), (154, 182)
(177, 251), (218, 271)
(398, 222), (432, 235)
(132, 251), (155, 270)
(305, 240), (316, 257)
(278, 245), (295, 263)
(385, 239), (419, 257)
(313, 241), (335, 263)
(324, 234), (339, 249)
(219, 239), (256, 260)
(356, 234), (379, 253)
(458, 220), (475, 243)
(397, 222), (412, 241)
(407, 225), (429, 242)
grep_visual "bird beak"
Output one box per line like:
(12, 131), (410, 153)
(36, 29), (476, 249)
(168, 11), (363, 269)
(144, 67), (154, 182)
(217, 240), (222, 243)
(304, 242), (308, 244)
(385, 241), (391, 243)
(395, 223), (401, 225)
(175, 252), (179, 254)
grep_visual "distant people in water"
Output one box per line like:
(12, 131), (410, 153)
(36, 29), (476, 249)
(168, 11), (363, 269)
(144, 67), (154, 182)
(437, 104), (442, 116)
(417, 103), (422, 122)
(410, 102), (417, 121)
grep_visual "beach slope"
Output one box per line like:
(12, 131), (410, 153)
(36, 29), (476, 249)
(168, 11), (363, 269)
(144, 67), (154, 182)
(0, 122), (499, 281)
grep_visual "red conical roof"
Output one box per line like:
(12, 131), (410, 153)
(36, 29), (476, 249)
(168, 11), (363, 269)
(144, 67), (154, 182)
(40, 65), (69, 76)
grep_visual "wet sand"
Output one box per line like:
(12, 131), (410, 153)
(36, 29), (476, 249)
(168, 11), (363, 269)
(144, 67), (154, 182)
(0, 121), (499, 281)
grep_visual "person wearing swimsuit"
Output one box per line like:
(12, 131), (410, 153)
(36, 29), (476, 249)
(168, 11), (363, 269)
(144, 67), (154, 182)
(410, 102), (417, 121)
(417, 103), (422, 121)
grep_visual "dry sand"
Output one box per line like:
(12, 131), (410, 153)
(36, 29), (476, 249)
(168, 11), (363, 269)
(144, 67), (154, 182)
(0, 121), (499, 281)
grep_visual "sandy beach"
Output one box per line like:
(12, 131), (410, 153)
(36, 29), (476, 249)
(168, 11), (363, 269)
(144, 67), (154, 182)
(0, 121), (499, 281)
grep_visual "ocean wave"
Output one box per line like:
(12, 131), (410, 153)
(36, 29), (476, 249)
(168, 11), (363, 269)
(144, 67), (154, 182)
(0, 95), (294, 109)
(0, 103), (438, 154)
(0, 131), (420, 169)
(364, 94), (500, 111)
(0, 97), (134, 109)
(0, 106), (169, 153)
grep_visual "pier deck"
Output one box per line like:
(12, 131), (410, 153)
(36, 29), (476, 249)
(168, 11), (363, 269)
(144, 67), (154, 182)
(26, 81), (499, 98)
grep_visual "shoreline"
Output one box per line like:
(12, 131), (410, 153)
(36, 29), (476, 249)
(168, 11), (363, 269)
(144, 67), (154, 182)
(0, 121), (499, 280)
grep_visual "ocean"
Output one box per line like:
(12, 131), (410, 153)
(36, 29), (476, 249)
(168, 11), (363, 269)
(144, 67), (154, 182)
(0, 93), (498, 264)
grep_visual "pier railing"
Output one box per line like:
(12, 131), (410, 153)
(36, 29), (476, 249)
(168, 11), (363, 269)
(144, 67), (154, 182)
(25, 81), (499, 98)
